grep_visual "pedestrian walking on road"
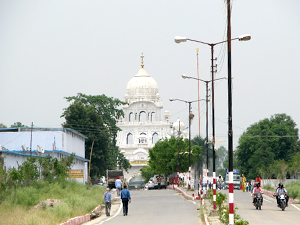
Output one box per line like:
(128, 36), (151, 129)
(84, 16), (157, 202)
(121, 185), (131, 216)
(115, 176), (122, 197)
(104, 188), (111, 216)
(157, 175), (162, 190)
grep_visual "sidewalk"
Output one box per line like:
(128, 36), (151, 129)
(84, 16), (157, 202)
(169, 184), (201, 200)
(60, 189), (122, 225)
(82, 189), (122, 225)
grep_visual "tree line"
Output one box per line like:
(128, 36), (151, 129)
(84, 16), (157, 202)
(236, 113), (300, 180)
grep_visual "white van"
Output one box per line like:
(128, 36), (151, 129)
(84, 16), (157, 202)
(153, 175), (166, 189)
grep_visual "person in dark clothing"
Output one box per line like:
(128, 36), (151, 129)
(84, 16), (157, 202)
(121, 185), (131, 216)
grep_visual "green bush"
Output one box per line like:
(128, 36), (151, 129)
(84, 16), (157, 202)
(219, 206), (249, 225)
(286, 181), (300, 200)
(262, 183), (273, 191)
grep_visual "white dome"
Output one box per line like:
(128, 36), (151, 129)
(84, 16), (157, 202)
(125, 68), (159, 103)
(173, 118), (185, 131)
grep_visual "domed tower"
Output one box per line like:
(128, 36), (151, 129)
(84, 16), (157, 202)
(116, 53), (173, 181)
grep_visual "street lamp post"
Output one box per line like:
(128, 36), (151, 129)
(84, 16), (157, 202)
(175, 34), (250, 210)
(182, 75), (226, 171)
(170, 98), (204, 190)
(182, 74), (226, 195)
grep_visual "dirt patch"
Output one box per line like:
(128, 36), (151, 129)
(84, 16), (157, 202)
(31, 199), (63, 210)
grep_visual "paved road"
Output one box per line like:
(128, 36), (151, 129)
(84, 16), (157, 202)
(220, 189), (300, 224)
(85, 189), (201, 225)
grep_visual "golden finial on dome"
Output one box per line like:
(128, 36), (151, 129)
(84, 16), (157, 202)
(141, 53), (144, 68)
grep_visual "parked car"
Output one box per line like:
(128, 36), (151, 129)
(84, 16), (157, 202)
(148, 177), (155, 190)
(153, 175), (166, 189)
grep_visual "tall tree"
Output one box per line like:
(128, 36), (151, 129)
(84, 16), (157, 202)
(0, 123), (7, 128)
(64, 93), (126, 139)
(61, 95), (130, 178)
(191, 135), (213, 174)
(236, 113), (299, 179)
(148, 136), (202, 175)
(10, 122), (28, 128)
(216, 146), (227, 171)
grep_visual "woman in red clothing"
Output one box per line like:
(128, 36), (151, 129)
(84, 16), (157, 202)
(255, 175), (261, 184)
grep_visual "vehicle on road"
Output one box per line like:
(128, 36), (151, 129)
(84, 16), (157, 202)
(148, 177), (155, 189)
(153, 175), (166, 189)
(253, 192), (263, 210)
(278, 194), (287, 211)
(224, 169), (241, 190)
(106, 170), (124, 189)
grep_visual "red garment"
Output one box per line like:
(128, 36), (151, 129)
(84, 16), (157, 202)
(255, 177), (261, 184)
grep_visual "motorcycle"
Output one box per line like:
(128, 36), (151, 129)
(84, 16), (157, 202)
(278, 194), (286, 211)
(253, 193), (263, 210)
(217, 181), (223, 190)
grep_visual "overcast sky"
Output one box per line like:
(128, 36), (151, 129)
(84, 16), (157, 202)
(1, 0), (299, 150)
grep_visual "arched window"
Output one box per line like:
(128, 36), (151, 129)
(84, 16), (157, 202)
(139, 111), (147, 122)
(127, 133), (133, 144)
(139, 133), (147, 144)
(129, 112), (134, 122)
(151, 112), (156, 122)
(152, 133), (159, 144)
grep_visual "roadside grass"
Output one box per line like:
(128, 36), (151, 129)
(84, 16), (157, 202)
(0, 180), (105, 225)
(262, 183), (275, 192)
(198, 199), (206, 224)
(286, 181), (300, 200)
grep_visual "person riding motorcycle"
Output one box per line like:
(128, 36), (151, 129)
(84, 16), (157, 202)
(252, 182), (263, 205)
(275, 183), (289, 207)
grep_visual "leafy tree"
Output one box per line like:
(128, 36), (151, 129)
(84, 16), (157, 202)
(10, 122), (28, 128)
(140, 166), (155, 182)
(61, 94), (130, 177)
(289, 152), (300, 178)
(38, 154), (75, 182)
(0, 123), (7, 128)
(269, 159), (289, 181)
(236, 113), (299, 179)
(64, 93), (126, 139)
(191, 135), (212, 173)
(216, 146), (227, 171)
(149, 136), (202, 175)
(18, 157), (40, 186)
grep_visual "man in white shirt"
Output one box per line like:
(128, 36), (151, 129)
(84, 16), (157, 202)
(115, 176), (122, 197)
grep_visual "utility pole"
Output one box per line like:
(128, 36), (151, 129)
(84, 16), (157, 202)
(210, 44), (217, 211)
(227, 0), (234, 224)
(188, 103), (191, 169)
(177, 120), (180, 185)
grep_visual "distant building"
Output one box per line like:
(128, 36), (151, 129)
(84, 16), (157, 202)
(116, 54), (175, 184)
(0, 127), (88, 183)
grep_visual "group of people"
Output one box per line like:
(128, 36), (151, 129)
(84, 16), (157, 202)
(250, 175), (289, 207)
(103, 176), (131, 217)
(241, 175), (261, 192)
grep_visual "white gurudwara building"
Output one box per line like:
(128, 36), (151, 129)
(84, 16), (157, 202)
(116, 54), (174, 184)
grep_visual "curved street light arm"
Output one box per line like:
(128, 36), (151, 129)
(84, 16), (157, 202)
(169, 98), (205, 104)
(182, 74), (227, 83)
